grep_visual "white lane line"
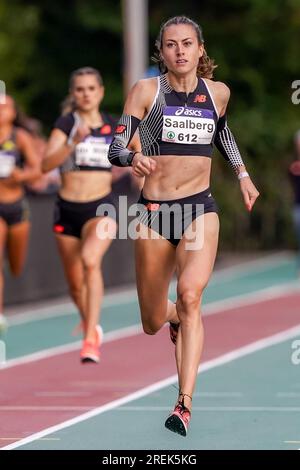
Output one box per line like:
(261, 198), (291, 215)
(7, 288), (141, 325)
(7, 305), (76, 326)
(0, 438), (60, 441)
(116, 406), (300, 412)
(203, 281), (300, 316)
(0, 324), (142, 370)
(2, 323), (300, 450)
(209, 251), (294, 282)
(2, 283), (300, 370)
(7, 252), (293, 326)
(7, 292), (137, 326)
(3, 405), (297, 412)
(0, 406), (94, 411)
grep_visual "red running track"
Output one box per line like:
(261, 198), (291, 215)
(0, 291), (300, 447)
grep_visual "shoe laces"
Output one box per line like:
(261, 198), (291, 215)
(177, 393), (192, 416)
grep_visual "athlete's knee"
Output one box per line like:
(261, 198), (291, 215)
(177, 282), (204, 312)
(141, 317), (162, 335)
(69, 283), (83, 304)
(81, 251), (101, 272)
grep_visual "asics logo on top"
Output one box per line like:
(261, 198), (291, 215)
(175, 107), (203, 117)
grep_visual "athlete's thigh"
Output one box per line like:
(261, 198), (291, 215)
(55, 233), (84, 287)
(81, 216), (117, 262)
(6, 221), (30, 275)
(135, 223), (176, 319)
(176, 212), (219, 291)
(0, 218), (8, 266)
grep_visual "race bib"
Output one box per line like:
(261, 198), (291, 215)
(162, 106), (215, 145)
(0, 153), (16, 177)
(75, 137), (112, 168)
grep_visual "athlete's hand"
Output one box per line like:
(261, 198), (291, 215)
(7, 167), (25, 183)
(240, 176), (260, 211)
(132, 152), (157, 177)
(72, 125), (90, 145)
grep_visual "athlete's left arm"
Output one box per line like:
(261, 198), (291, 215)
(214, 83), (260, 212)
(128, 130), (144, 190)
(111, 129), (144, 190)
(12, 129), (41, 183)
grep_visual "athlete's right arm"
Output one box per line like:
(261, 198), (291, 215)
(108, 80), (157, 176)
(42, 126), (89, 173)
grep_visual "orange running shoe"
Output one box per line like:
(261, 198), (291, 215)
(80, 325), (103, 363)
(80, 340), (100, 363)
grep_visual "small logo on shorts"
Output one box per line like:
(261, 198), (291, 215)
(145, 203), (160, 211)
(54, 224), (65, 233)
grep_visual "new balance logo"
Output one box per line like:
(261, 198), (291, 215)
(194, 94), (207, 103)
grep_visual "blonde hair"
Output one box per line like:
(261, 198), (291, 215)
(61, 67), (103, 115)
(154, 16), (217, 79)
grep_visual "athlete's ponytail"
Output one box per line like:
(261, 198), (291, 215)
(197, 48), (217, 80)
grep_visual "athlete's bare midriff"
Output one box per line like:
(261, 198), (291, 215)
(142, 154), (211, 200)
(59, 171), (112, 202)
(0, 180), (24, 203)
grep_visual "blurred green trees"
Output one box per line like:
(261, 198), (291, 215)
(0, 0), (299, 249)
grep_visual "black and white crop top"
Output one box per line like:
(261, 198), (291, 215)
(139, 74), (219, 157)
(54, 111), (116, 173)
(0, 128), (23, 178)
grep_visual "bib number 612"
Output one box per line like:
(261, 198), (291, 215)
(178, 133), (197, 142)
